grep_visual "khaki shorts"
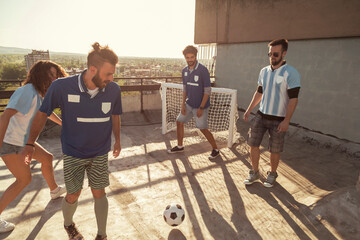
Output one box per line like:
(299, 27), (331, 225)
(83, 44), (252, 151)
(63, 154), (109, 194)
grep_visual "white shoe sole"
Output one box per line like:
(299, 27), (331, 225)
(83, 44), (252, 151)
(244, 179), (261, 185)
(263, 182), (275, 188)
(167, 149), (184, 154)
(51, 187), (67, 199)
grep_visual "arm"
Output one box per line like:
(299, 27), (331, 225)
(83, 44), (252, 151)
(277, 98), (298, 132)
(48, 112), (62, 126)
(196, 93), (210, 117)
(21, 111), (48, 164)
(243, 91), (263, 122)
(181, 88), (187, 115)
(0, 109), (18, 148)
(112, 114), (121, 158)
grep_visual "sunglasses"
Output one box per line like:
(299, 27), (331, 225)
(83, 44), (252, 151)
(268, 52), (280, 57)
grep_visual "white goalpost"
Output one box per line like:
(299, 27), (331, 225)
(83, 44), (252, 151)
(161, 82), (238, 148)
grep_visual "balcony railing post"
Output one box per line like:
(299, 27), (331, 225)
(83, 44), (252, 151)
(140, 78), (143, 112)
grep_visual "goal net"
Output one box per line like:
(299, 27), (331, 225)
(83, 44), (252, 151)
(160, 82), (239, 148)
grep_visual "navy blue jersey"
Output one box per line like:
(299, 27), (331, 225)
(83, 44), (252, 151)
(182, 62), (211, 109)
(40, 71), (122, 158)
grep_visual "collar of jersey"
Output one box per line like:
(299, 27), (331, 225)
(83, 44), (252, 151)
(78, 69), (105, 94)
(185, 61), (200, 72)
(270, 61), (287, 72)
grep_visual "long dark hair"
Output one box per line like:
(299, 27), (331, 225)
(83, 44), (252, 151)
(24, 60), (67, 97)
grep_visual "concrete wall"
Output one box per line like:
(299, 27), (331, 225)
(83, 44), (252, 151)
(215, 37), (360, 143)
(195, 0), (360, 44)
(121, 92), (162, 113)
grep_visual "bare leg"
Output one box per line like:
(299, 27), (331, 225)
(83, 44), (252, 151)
(250, 146), (260, 171)
(0, 154), (32, 214)
(200, 129), (218, 149)
(176, 121), (184, 146)
(32, 143), (58, 191)
(270, 152), (280, 172)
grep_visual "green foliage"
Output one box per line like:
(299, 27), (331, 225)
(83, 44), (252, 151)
(50, 54), (87, 69)
(0, 62), (27, 80)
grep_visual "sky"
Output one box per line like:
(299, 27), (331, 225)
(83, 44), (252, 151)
(0, 0), (195, 58)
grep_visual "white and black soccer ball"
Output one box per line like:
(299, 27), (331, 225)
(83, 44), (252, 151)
(163, 203), (185, 227)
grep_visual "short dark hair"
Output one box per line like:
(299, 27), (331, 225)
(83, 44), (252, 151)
(268, 39), (288, 51)
(182, 45), (198, 56)
(87, 42), (118, 68)
(24, 60), (67, 97)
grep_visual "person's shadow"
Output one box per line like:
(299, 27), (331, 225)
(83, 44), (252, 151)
(25, 197), (64, 240)
(246, 184), (337, 240)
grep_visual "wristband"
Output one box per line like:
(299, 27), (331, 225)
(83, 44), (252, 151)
(199, 106), (204, 110)
(25, 143), (35, 148)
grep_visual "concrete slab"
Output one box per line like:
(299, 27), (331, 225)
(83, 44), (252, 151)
(1, 110), (359, 240)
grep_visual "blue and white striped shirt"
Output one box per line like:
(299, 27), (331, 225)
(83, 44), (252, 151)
(258, 64), (300, 117)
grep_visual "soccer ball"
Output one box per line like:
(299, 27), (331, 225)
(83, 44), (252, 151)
(163, 203), (185, 226)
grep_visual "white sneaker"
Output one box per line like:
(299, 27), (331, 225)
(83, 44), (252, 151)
(0, 219), (15, 233)
(50, 186), (67, 199)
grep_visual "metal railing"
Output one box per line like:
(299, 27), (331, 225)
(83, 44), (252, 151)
(0, 76), (215, 112)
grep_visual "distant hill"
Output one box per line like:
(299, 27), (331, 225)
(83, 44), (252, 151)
(0, 46), (183, 60)
(0, 46), (86, 56)
(0, 46), (32, 54)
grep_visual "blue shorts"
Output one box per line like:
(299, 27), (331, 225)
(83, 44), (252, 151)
(176, 103), (209, 129)
(247, 112), (286, 153)
(0, 142), (23, 157)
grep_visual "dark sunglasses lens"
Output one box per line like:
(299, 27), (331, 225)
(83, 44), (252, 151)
(268, 52), (279, 57)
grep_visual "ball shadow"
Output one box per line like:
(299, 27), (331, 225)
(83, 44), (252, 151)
(168, 228), (186, 240)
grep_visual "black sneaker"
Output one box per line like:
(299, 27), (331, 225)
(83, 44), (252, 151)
(167, 146), (184, 153)
(208, 149), (220, 160)
(64, 223), (84, 240)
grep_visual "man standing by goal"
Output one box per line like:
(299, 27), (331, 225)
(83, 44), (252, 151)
(168, 45), (219, 160)
(243, 39), (301, 187)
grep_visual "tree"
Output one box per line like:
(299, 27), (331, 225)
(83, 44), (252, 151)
(0, 62), (27, 80)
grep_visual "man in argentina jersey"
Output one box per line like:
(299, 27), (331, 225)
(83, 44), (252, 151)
(21, 43), (122, 240)
(243, 39), (301, 188)
(167, 45), (220, 160)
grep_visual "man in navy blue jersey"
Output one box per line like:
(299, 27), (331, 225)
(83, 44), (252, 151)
(168, 45), (219, 160)
(22, 42), (122, 240)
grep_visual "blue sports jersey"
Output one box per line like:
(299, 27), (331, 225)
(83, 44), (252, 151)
(4, 84), (42, 146)
(40, 71), (122, 158)
(182, 62), (211, 109)
(258, 64), (301, 117)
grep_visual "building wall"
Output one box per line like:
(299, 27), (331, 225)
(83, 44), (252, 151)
(215, 38), (360, 142)
(195, 0), (360, 44)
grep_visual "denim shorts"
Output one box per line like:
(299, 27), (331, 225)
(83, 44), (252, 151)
(247, 112), (286, 153)
(0, 142), (23, 157)
(176, 103), (209, 129)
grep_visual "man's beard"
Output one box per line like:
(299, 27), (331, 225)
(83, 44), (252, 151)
(271, 56), (283, 67)
(91, 72), (110, 89)
(187, 60), (196, 68)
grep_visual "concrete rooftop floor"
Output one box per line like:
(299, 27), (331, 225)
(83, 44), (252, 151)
(0, 110), (359, 240)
